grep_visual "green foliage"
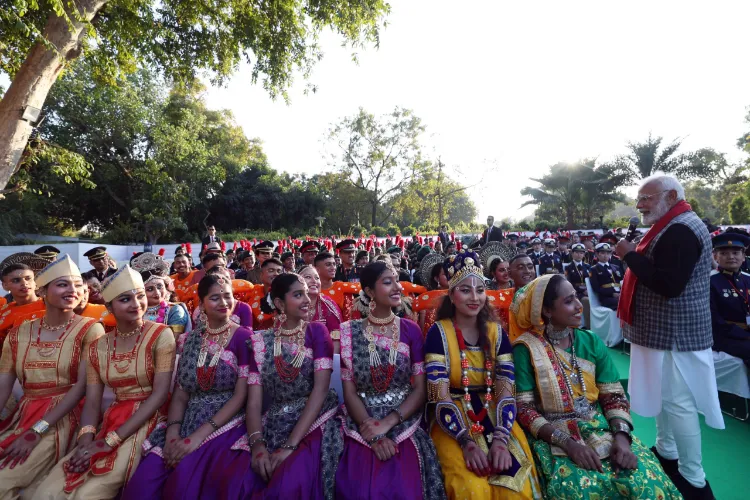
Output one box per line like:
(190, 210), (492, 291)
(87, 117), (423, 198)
(729, 195), (750, 224)
(370, 226), (387, 237)
(386, 224), (400, 237)
(606, 133), (719, 183)
(521, 159), (628, 229)
(400, 225), (417, 236)
(327, 107), (426, 227)
(221, 230), (294, 243)
(1, 0), (390, 100)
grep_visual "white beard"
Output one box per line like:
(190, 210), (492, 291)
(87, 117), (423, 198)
(642, 198), (671, 225)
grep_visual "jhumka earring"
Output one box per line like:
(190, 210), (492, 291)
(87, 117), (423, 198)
(277, 311), (288, 325)
(199, 309), (207, 326)
(368, 297), (377, 313)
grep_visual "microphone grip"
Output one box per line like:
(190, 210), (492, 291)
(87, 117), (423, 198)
(625, 225), (638, 242)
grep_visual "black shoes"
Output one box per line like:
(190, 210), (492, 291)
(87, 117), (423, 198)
(650, 446), (679, 476)
(669, 474), (716, 500)
(650, 447), (715, 500)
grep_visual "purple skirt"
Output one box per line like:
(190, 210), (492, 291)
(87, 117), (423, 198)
(121, 424), (259, 500)
(335, 436), (423, 500)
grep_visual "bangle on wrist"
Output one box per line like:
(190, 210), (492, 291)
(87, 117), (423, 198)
(31, 419), (50, 436)
(166, 420), (182, 428)
(391, 407), (405, 424)
(457, 432), (474, 449)
(368, 434), (385, 445)
(280, 443), (298, 451)
(104, 431), (122, 449)
(208, 418), (220, 431)
(249, 437), (267, 450)
(77, 425), (97, 440)
(550, 428), (571, 449)
(610, 421), (632, 443)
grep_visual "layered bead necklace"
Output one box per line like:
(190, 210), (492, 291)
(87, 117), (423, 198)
(366, 311), (400, 393)
(274, 320), (307, 383)
(112, 323), (143, 374)
(197, 320), (232, 390)
(544, 328), (589, 415)
(454, 322), (493, 434)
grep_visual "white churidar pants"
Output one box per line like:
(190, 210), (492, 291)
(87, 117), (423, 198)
(628, 345), (724, 488)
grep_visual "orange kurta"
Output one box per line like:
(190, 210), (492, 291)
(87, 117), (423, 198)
(323, 281), (361, 322)
(413, 289), (448, 336)
(248, 286), (275, 330)
(171, 271), (196, 303)
(487, 288), (515, 332)
(0, 299), (45, 345)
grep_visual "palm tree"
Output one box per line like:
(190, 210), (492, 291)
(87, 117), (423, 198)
(609, 133), (713, 183)
(521, 159), (627, 229)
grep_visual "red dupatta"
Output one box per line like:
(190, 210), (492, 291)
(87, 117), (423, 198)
(618, 200), (692, 325)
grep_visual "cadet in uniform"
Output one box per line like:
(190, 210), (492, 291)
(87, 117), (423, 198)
(566, 242), (592, 328)
(588, 242), (622, 310)
(527, 237), (543, 265)
(538, 238), (563, 274)
(83, 246), (116, 282)
(710, 232), (750, 367)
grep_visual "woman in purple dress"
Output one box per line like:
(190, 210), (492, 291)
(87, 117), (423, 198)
(335, 261), (446, 499)
(121, 274), (257, 499)
(190, 267), (253, 331)
(226, 273), (342, 499)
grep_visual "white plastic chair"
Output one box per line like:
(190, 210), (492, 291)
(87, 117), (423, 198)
(713, 351), (750, 420)
(585, 278), (623, 347)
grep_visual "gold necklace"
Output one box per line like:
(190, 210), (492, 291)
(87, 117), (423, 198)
(278, 320), (306, 337)
(116, 324), (143, 339)
(368, 311), (396, 325)
(40, 316), (74, 331)
(206, 320), (232, 335)
(274, 321), (307, 382)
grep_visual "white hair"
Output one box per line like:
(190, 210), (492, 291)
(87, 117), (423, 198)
(639, 171), (685, 201)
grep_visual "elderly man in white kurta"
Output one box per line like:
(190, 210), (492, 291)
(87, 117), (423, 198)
(615, 173), (723, 500)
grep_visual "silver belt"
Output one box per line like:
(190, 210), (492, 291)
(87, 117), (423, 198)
(358, 387), (410, 408)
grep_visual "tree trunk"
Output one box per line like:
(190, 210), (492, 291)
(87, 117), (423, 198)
(371, 199), (378, 228)
(0, 0), (109, 192)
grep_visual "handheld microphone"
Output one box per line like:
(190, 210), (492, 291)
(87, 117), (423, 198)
(625, 216), (640, 242)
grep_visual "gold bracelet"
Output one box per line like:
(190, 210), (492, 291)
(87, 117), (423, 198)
(104, 431), (122, 449)
(330, 330), (341, 341)
(78, 425), (97, 439)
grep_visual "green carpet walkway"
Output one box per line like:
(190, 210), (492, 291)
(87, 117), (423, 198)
(607, 348), (750, 500)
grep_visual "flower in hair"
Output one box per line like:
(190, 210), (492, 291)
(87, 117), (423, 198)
(358, 289), (371, 305)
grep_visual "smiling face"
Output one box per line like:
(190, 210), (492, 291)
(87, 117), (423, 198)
(366, 267), (402, 309)
(173, 255), (190, 275)
(144, 279), (168, 306)
(275, 279), (311, 322)
(2, 268), (36, 302)
(509, 256), (535, 287)
(201, 282), (235, 324)
(86, 277), (103, 304)
(299, 266), (321, 297)
(315, 257), (337, 281)
(492, 261), (510, 284)
(340, 249), (356, 267)
(44, 276), (85, 311)
(109, 289), (147, 323)
(450, 276), (486, 318)
(542, 280), (583, 329)
(261, 262), (283, 288)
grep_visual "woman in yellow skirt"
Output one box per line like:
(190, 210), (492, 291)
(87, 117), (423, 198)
(0, 255), (104, 499)
(425, 251), (541, 499)
(34, 265), (175, 499)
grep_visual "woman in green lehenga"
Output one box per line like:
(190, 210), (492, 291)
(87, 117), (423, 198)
(510, 275), (681, 499)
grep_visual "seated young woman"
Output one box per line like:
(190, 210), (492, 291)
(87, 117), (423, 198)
(424, 251), (539, 499)
(0, 256), (104, 498)
(510, 274), (681, 499)
(35, 264), (176, 499)
(335, 261), (446, 500)
(121, 274), (255, 499)
(226, 273), (341, 499)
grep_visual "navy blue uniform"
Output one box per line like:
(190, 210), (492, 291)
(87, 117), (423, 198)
(710, 269), (750, 364)
(559, 251), (572, 265)
(538, 252), (563, 274)
(565, 261), (591, 298)
(589, 262), (623, 310)
(526, 250), (543, 266)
